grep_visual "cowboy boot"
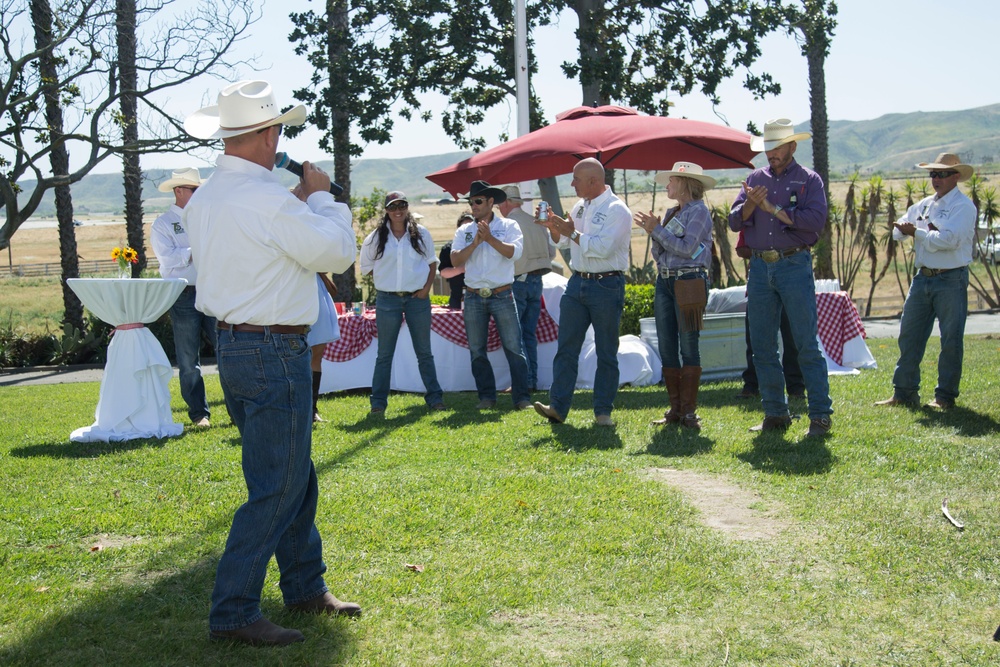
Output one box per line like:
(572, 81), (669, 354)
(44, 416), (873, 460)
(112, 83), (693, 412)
(680, 365), (702, 430)
(312, 370), (326, 423)
(652, 367), (682, 425)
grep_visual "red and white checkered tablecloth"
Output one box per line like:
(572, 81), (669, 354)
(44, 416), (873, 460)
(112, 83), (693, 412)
(429, 305), (559, 350)
(323, 311), (377, 362)
(816, 291), (866, 366)
(323, 304), (560, 362)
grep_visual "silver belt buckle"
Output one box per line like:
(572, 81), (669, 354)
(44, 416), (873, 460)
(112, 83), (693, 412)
(761, 249), (780, 263)
(478, 287), (493, 298)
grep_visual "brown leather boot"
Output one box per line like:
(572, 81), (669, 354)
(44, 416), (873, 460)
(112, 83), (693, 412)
(287, 591), (362, 617)
(652, 367), (682, 425)
(679, 366), (702, 430)
(209, 617), (305, 646)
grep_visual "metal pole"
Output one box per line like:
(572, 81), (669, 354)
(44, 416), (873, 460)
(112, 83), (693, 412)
(514, 0), (534, 203)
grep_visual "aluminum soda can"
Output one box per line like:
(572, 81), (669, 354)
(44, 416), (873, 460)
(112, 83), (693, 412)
(538, 201), (549, 221)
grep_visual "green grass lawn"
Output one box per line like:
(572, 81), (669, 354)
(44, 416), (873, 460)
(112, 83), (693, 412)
(1, 338), (999, 666)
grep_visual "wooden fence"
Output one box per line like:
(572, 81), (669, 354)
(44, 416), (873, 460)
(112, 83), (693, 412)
(4, 257), (160, 278)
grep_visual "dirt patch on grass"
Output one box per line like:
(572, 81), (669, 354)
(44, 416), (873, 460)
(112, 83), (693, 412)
(646, 467), (791, 540)
(82, 533), (144, 551)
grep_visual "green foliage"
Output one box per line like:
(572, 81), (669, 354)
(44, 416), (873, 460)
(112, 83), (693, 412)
(627, 259), (657, 285)
(48, 322), (101, 366)
(621, 283), (655, 336)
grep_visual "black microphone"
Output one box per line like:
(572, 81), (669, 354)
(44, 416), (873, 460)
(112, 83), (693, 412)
(274, 152), (344, 196)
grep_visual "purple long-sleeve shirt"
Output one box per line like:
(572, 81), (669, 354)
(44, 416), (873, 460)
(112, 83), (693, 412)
(728, 160), (828, 249)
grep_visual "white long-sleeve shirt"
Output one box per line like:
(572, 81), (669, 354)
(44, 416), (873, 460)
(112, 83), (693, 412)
(150, 205), (197, 284)
(184, 154), (356, 326)
(894, 187), (976, 270)
(359, 224), (437, 292)
(451, 214), (523, 289)
(555, 186), (632, 273)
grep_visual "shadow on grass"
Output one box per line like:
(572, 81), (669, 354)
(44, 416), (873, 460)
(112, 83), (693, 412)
(738, 430), (835, 475)
(10, 436), (169, 459)
(0, 533), (358, 665)
(642, 426), (714, 457)
(529, 421), (624, 451)
(917, 405), (1000, 437)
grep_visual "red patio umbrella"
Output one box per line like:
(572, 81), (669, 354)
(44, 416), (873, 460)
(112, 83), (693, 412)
(426, 105), (755, 197)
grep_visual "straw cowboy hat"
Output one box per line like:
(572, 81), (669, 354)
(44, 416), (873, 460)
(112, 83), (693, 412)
(464, 180), (507, 204)
(915, 152), (974, 181)
(184, 80), (307, 140)
(157, 167), (204, 193)
(750, 118), (812, 153)
(654, 161), (716, 190)
(500, 185), (533, 204)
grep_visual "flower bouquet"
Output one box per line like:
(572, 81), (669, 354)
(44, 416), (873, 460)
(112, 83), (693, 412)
(111, 245), (138, 279)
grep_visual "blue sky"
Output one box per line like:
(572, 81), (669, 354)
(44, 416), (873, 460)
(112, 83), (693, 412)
(123, 0), (1000, 170)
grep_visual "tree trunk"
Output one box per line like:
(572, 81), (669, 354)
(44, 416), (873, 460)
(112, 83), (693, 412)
(31, 0), (83, 330)
(117, 0), (145, 276)
(326, 0), (357, 299)
(806, 38), (832, 279)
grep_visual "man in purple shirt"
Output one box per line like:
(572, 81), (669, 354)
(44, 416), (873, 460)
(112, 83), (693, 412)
(728, 118), (832, 437)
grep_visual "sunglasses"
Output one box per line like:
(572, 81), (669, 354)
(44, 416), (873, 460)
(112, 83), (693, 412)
(386, 202), (408, 211)
(929, 170), (958, 179)
(470, 197), (489, 206)
(256, 123), (283, 135)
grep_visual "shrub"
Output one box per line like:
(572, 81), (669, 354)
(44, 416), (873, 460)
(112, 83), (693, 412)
(621, 284), (655, 336)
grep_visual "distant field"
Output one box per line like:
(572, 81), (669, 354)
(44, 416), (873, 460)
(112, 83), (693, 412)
(5, 175), (998, 335)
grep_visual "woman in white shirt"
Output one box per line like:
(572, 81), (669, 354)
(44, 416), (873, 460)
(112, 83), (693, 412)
(360, 191), (444, 414)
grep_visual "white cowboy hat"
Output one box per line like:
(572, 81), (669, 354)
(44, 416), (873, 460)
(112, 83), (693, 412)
(915, 152), (974, 182)
(500, 184), (533, 204)
(654, 161), (716, 190)
(157, 167), (204, 193)
(750, 118), (812, 153)
(184, 80), (307, 140)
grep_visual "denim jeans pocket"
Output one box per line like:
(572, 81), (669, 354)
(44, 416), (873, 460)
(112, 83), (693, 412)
(280, 334), (309, 358)
(220, 347), (268, 398)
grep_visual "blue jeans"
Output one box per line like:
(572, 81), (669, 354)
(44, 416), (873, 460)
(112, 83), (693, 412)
(548, 273), (625, 417)
(512, 274), (544, 388)
(891, 267), (968, 402)
(746, 251), (832, 420)
(210, 327), (329, 631)
(169, 287), (216, 422)
(654, 272), (706, 367)
(463, 290), (530, 404)
(371, 291), (443, 409)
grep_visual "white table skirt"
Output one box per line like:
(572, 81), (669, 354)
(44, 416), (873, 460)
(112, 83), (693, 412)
(320, 273), (661, 394)
(67, 278), (187, 442)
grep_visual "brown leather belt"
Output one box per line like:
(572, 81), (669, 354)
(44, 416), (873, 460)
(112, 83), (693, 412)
(466, 284), (512, 298)
(751, 246), (809, 263)
(218, 321), (309, 335)
(918, 267), (960, 277)
(576, 270), (623, 280)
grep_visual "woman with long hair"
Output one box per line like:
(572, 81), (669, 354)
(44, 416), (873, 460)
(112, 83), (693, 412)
(359, 191), (444, 414)
(634, 162), (716, 430)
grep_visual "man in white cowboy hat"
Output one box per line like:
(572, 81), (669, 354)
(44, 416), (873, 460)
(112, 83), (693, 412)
(534, 158), (632, 427)
(497, 184), (556, 391)
(450, 179), (532, 410)
(728, 118), (833, 437)
(182, 80), (360, 646)
(875, 153), (977, 410)
(150, 167), (215, 428)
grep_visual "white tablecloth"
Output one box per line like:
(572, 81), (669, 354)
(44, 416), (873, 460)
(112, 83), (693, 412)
(67, 278), (187, 442)
(320, 273), (661, 393)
